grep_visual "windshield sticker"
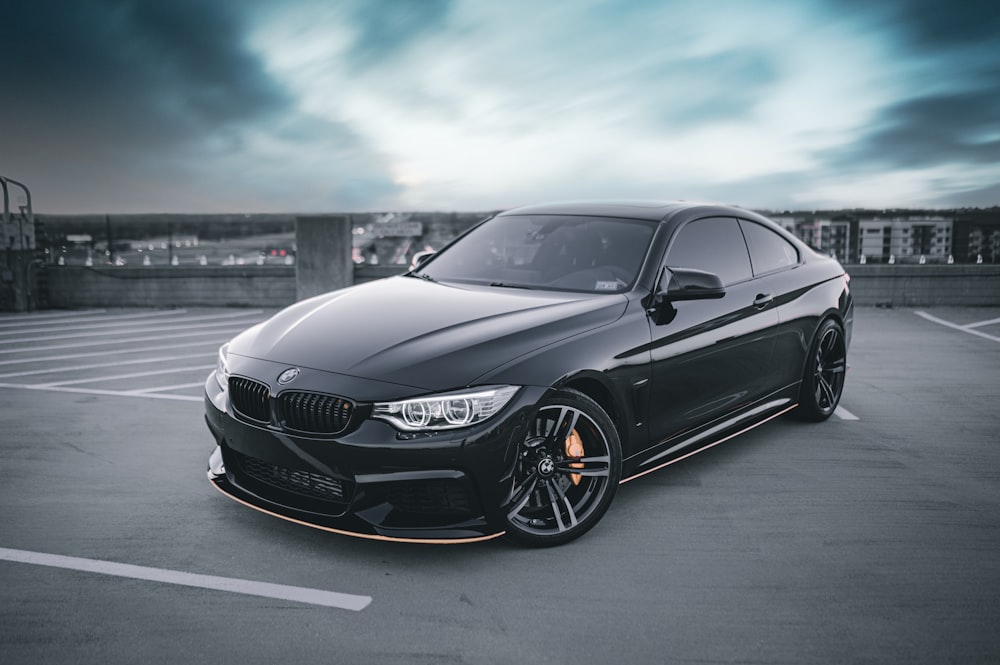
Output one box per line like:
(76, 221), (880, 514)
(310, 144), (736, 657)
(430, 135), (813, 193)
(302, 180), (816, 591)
(594, 280), (620, 291)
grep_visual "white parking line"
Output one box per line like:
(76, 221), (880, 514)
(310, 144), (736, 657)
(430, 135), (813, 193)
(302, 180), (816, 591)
(0, 309), (182, 330)
(0, 309), (109, 325)
(914, 311), (1000, 343)
(0, 340), (224, 366)
(3, 318), (258, 344)
(0, 547), (371, 611)
(0, 328), (247, 355)
(965, 316), (1000, 329)
(0, 352), (213, 378)
(834, 406), (859, 421)
(0, 382), (202, 401)
(36, 365), (211, 387)
(129, 381), (208, 394)
(0, 310), (263, 337)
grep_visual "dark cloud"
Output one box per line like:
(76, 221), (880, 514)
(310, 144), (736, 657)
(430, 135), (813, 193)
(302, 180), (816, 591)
(345, 0), (452, 68)
(1, 0), (288, 149)
(1, 0), (286, 210)
(0, 0), (401, 212)
(825, 88), (1000, 170)
(828, 0), (1000, 51)
(5, 0), (999, 211)
(809, 0), (1000, 203)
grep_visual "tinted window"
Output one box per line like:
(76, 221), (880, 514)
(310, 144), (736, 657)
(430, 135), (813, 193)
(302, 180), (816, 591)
(739, 220), (799, 276)
(666, 217), (752, 285)
(420, 215), (656, 293)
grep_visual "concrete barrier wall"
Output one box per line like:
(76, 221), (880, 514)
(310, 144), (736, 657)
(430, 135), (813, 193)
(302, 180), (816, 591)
(846, 265), (1000, 307)
(43, 264), (999, 309)
(46, 266), (297, 308)
(354, 265), (408, 284)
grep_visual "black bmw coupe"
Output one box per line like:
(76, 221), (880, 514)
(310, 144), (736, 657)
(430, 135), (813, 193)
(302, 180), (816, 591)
(205, 201), (852, 546)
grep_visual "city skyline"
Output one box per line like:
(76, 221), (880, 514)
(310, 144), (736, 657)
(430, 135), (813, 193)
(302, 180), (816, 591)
(3, 0), (999, 214)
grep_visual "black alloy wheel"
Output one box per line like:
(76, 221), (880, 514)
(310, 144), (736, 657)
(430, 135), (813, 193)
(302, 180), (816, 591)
(504, 389), (621, 546)
(795, 318), (847, 421)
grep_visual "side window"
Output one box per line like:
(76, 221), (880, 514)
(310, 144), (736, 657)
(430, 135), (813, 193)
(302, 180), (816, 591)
(666, 217), (752, 286)
(739, 219), (799, 276)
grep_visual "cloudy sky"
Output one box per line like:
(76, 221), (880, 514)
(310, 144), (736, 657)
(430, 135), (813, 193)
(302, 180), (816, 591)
(3, 0), (998, 213)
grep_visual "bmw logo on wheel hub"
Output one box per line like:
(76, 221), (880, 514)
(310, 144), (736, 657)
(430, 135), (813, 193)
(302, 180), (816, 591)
(537, 457), (556, 477)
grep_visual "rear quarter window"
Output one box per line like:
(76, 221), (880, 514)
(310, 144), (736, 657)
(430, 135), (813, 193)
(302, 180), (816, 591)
(739, 220), (799, 276)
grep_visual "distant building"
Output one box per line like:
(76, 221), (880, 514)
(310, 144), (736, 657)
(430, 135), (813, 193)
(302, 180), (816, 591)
(952, 210), (1000, 263)
(770, 216), (799, 236)
(769, 215), (858, 261)
(764, 212), (970, 263)
(796, 218), (854, 262)
(858, 216), (951, 263)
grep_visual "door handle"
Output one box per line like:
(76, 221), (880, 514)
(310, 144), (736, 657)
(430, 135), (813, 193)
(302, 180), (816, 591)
(753, 293), (773, 308)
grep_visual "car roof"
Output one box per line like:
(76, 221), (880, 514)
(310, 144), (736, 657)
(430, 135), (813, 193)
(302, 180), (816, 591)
(498, 200), (764, 224)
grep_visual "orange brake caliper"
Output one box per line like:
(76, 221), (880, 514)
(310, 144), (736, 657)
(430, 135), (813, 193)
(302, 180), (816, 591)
(565, 430), (585, 486)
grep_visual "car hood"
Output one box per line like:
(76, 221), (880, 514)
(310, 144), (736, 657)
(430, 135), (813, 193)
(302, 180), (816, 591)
(228, 276), (628, 392)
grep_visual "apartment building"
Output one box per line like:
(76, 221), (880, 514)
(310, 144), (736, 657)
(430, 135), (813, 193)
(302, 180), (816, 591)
(858, 216), (951, 263)
(763, 212), (989, 264)
(953, 210), (1000, 263)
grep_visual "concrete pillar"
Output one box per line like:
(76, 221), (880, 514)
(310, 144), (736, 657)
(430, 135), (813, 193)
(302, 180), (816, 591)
(0, 250), (35, 312)
(295, 215), (354, 301)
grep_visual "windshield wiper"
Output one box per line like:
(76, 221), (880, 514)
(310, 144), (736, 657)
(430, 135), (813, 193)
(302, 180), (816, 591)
(489, 282), (534, 290)
(407, 272), (437, 283)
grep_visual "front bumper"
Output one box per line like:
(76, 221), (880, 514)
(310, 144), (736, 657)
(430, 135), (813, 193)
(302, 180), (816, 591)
(204, 366), (545, 543)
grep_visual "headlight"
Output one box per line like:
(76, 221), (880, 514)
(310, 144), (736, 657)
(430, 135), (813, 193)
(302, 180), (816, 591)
(215, 343), (230, 391)
(373, 385), (519, 431)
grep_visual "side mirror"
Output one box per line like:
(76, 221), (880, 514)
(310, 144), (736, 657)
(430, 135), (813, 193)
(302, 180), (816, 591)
(647, 267), (725, 325)
(661, 267), (726, 301)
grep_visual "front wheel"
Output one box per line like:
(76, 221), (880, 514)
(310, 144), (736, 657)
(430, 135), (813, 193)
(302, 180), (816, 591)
(795, 318), (847, 421)
(504, 389), (622, 547)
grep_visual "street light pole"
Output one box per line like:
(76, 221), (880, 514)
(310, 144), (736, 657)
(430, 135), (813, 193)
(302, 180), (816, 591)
(0, 176), (36, 311)
(0, 176), (34, 249)
(1, 177), (9, 228)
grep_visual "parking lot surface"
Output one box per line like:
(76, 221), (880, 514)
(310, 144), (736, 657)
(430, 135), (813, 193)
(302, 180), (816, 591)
(2, 305), (999, 664)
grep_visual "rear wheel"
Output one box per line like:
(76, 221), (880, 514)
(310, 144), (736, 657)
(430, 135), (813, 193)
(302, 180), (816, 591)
(795, 319), (847, 421)
(504, 389), (621, 547)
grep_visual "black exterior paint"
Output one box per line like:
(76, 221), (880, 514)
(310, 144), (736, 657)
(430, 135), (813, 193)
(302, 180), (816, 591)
(205, 201), (853, 542)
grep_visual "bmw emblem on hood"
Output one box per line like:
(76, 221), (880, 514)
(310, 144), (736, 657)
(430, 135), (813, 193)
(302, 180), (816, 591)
(277, 368), (300, 385)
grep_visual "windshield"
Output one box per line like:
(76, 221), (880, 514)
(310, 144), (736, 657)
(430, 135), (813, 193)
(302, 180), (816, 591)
(416, 215), (656, 293)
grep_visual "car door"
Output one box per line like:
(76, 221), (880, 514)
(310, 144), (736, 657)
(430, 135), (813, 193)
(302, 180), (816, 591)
(737, 218), (809, 392)
(644, 216), (780, 447)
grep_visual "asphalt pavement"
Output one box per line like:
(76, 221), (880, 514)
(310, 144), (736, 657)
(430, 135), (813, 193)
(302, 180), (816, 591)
(1, 305), (999, 664)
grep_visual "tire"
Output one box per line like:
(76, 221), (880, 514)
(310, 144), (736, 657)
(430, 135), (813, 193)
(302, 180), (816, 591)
(795, 318), (847, 422)
(504, 388), (622, 547)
